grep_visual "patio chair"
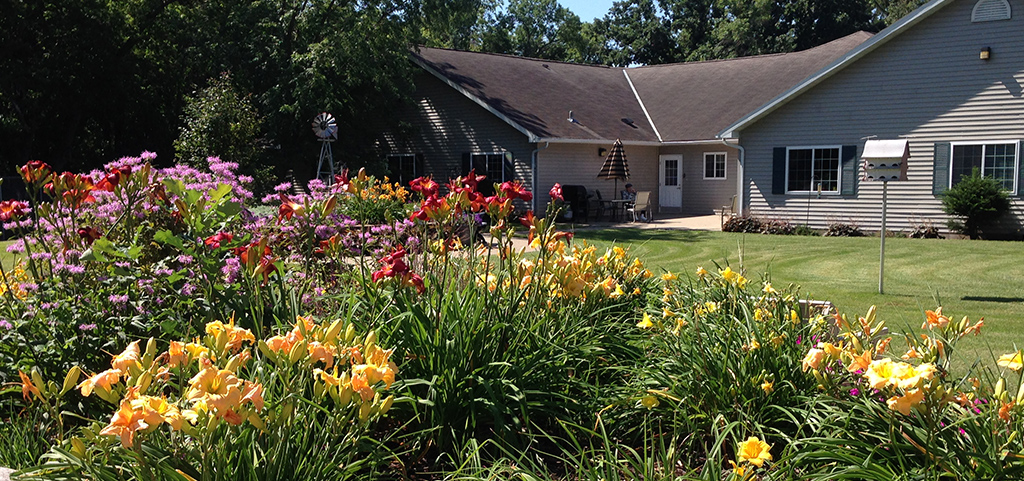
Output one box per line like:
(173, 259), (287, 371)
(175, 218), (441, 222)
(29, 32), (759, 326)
(627, 191), (652, 222)
(719, 195), (737, 228)
(591, 190), (610, 220)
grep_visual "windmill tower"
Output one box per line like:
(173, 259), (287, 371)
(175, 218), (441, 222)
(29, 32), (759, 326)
(312, 112), (338, 184)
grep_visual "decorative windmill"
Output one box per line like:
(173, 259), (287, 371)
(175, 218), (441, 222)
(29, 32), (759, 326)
(312, 112), (338, 183)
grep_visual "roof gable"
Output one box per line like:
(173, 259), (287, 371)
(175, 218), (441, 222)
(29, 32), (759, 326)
(718, 0), (956, 138)
(627, 32), (873, 142)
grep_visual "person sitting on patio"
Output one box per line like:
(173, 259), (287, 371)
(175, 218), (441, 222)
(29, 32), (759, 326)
(620, 183), (636, 202)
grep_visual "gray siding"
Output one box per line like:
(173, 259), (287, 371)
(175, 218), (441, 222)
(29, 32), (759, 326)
(739, 0), (1024, 236)
(537, 143), (660, 213)
(375, 71), (534, 188)
(658, 145), (739, 215)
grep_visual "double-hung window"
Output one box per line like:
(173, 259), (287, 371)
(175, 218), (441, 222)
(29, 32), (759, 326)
(704, 152), (726, 180)
(787, 146), (840, 193)
(464, 152), (513, 196)
(950, 142), (1018, 192)
(386, 154), (418, 185)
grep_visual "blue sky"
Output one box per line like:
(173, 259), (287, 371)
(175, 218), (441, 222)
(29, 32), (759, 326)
(560, 0), (616, 22)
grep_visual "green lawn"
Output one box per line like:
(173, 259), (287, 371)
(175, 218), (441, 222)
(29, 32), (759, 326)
(575, 228), (1024, 367)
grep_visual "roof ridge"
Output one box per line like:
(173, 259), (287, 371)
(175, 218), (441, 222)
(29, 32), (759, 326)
(412, 45), (616, 70)
(632, 30), (874, 70)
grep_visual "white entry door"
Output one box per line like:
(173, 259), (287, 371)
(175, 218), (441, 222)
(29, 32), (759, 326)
(659, 154), (682, 211)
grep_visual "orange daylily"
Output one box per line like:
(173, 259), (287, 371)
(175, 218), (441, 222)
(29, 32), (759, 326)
(737, 436), (773, 467)
(19, 370), (42, 402)
(79, 369), (122, 397)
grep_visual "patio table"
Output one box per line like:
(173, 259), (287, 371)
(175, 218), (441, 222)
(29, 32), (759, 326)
(608, 199), (632, 221)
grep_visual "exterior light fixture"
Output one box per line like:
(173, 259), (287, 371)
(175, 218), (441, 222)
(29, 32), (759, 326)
(980, 47), (991, 60)
(598, 147), (608, 157)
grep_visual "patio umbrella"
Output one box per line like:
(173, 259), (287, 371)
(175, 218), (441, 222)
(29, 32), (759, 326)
(597, 139), (630, 195)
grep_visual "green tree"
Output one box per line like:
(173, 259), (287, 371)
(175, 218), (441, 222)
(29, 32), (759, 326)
(595, 0), (681, 66)
(941, 168), (1012, 240)
(174, 72), (266, 184)
(478, 0), (600, 62)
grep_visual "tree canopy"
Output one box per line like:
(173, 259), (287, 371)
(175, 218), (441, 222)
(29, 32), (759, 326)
(0, 0), (928, 178)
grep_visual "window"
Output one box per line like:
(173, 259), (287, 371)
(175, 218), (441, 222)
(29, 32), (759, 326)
(386, 154), (418, 185)
(787, 147), (840, 193)
(704, 152), (726, 179)
(950, 142), (1018, 192)
(465, 152), (512, 196)
(663, 158), (679, 186)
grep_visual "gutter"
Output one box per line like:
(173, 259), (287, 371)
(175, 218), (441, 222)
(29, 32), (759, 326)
(530, 142), (550, 212)
(719, 139), (746, 217)
(534, 138), (662, 146)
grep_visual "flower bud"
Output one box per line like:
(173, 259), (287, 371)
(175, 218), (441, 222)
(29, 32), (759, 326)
(145, 337), (158, 363)
(344, 324), (356, 344)
(136, 371), (153, 392)
(248, 412), (266, 431)
(1016, 381), (1024, 404)
(379, 395), (394, 415)
(365, 330), (377, 353)
(70, 437), (87, 458)
(61, 366), (82, 396)
(325, 319), (344, 344)
(995, 378), (1006, 401)
(359, 401), (372, 422)
(339, 386), (353, 406)
(289, 339), (308, 364)
(31, 367), (45, 397)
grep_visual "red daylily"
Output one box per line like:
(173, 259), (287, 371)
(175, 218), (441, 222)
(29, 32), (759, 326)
(409, 176), (440, 198)
(549, 183), (564, 202)
(48, 172), (96, 208)
(462, 169), (485, 191)
(333, 169), (353, 193)
(278, 193), (305, 221)
(96, 167), (131, 192)
(204, 232), (234, 249)
(78, 226), (102, 246)
(371, 248), (409, 282)
(0, 200), (29, 222)
(500, 181), (532, 202)
(234, 240), (278, 283)
(19, 160), (52, 186)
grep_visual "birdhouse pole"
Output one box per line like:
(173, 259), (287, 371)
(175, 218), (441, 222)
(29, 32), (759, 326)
(879, 180), (888, 294)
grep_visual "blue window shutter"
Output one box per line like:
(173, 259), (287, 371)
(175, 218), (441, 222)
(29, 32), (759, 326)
(503, 152), (515, 183)
(1018, 141), (1024, 196)
(772, 147), (787, 195)
(841, 145), (858, 195)
(933, 143), (951, 195)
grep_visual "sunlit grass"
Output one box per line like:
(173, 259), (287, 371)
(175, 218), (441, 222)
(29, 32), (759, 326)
(575, 228), (1024, 367)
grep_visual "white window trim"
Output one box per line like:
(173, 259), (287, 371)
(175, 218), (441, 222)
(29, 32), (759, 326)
(469, 151), (509, 183)
(948, 141), (1020, 194)
(703, 151), (728, 180)
(785, 145), (843, 195)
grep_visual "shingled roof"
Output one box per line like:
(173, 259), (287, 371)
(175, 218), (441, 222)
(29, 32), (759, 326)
(411, 48), (659, 143)
(628, 31), (874, 141)
(411, 31), (873, 143)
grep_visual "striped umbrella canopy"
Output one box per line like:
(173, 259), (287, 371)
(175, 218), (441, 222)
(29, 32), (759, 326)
(597, 139), (630, 194)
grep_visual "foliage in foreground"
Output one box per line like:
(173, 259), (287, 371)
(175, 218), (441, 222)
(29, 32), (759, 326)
(2, 156), (1024, 480)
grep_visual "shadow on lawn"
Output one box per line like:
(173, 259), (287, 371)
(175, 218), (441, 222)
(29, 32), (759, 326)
(962, 296), (1024, 303)
(571, 228), (714, 244)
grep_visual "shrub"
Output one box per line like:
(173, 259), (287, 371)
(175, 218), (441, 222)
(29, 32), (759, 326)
(908, 218), (944, 239)
(823, 221), (864, 237)
(792, 224), (817, 236)
(759, 217), (795, 235)
(942, 168), (1011, 239)
(722, 216), (763, 233)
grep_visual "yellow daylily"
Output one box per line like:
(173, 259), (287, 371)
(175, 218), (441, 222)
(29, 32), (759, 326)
(998, 351), (1023, 371)
(737, 436), (772, 467)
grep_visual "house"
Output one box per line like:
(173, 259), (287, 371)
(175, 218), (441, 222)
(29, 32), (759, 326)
(374, 32), (872, 216)
(720, 0), (1024, 236)
(375, 0), (1024, 236)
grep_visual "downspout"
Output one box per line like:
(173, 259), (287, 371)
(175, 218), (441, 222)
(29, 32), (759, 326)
(720, 139), (746, 217)
(530, 142), (550, 212)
